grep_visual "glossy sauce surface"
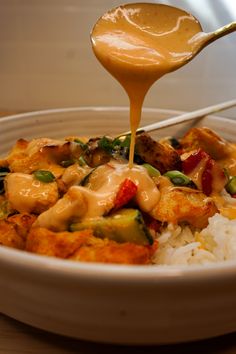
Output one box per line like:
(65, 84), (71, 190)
(35, 162), (160, 231)
(91, 3), (204, 167)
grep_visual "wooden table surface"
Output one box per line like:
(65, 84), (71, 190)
(0, 313), (236, 354)
(1, 110), (236, 353)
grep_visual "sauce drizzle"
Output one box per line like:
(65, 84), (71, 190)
(91, 3), (204, 167)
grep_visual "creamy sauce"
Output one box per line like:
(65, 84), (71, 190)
(35, 162), (160, 231)
(91, 162), (160, 212)
(91, 3), (204, 167)
(5, 173), (59, 214)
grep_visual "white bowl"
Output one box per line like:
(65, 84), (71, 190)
(0, 107), (236, 345)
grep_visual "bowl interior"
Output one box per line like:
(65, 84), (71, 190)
(0, 106), (236, 279)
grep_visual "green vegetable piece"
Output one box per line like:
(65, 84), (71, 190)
(70, 208), (153, 245)
(79, 168), (97, 186)
(33, 170), (55, 183)
(111, 136), (122, 147)
(120, 134), (131, 148)
(143, 163), (161, 177)
(164, 170), (191, 186)
(226, 176), (236, 195)
(98, 136), (113, 154)
(78, 156), (87, 166)
(74, 139), (88, 150)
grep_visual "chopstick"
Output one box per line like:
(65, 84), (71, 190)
(121, 99), (236, 135)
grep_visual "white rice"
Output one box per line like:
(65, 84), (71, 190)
(152, 214), (236, 265)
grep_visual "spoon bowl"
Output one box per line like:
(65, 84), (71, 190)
(91, 3), (236, 76)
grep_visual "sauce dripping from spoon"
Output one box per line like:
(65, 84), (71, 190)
(91, 3), (236, 168)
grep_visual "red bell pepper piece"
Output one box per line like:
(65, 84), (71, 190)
(201, 158), (214, 196)
(182, 149), (227, 196)
(182, 149), (208, 174)
(113, 178), (138, 211)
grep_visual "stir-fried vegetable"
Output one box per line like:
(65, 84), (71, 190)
(226, 176), (236, 195)
(113, 178), (137, 211)
(143, 163), (161, 178)
(74, 138), (88, 150)
(33, 170), (56, 183)
(164, 170), (192, 186)
(70, 208), (153, 245)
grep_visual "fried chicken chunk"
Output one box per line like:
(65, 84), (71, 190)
(151, 177), (218, 228)
(1, 137), (83, 177)
(180, 127), (233, 160)
(0, 213), (36, 249)
(26, 227), (156, 265)
(5, 173), (59, 214)
(83, 137), (111, 167)
(135, 133), (181, 174)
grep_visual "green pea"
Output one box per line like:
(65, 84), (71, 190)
(143, 164), (161, 178)
(33, 170), (55, 183)
(164, 170), (191, 186)
(226, 176), (236, 195)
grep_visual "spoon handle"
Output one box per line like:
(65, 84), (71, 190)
(137, 99), (236, 134)
(207, 22), (236, 45)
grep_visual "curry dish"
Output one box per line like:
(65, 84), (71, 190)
(0, 126), (236, 265)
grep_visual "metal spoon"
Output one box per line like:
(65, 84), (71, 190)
(91, 3), (236, 74)
(91, 3), (236, 76)
(121, 99), (236, 135)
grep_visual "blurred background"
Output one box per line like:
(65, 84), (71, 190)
(0, 0), (235, 117)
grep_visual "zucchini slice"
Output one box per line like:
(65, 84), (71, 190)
(70, 208), (153, 245)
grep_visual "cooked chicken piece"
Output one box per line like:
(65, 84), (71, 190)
(34, 185), (115, 231)
(151, 177), (218, 228)
(0, 138), (28, 169)
(61, 164), (91, 188)
(34, 186), (88, 231)
(7, 213), (37, 239)
(84, 137), (111, 167)
(0, 213), (36, 249)
(5, 173), (59, 214)
(135, 133), (181, 174)
(219, 150), (236, 176)
(71, 237), (156, 265)
(2, 138), (83, 177)
(180, 127), (233, 160)
(26, 227), (156, 265)
(0, 220), (25, 249)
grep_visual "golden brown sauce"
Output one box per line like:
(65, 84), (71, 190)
(91, 3), (205, 167)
